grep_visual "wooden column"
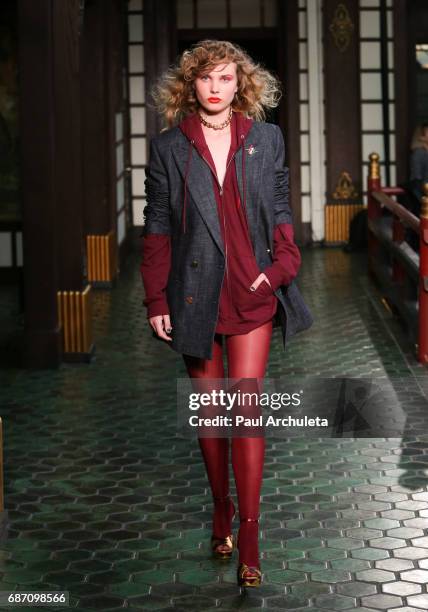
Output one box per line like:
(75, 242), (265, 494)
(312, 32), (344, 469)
(52, 0), (84, 289)
(18, 0), (61, 367)
(280, 0), (304, 245)
(144, 0), (176, 142)
(105, 0), (123, 233)
(80, 0), (109, 236)
(393, 0), (410, 185)
(18, 0), (91, 366)
(323, 1), (362, 243)
(80, 0), (120, 285)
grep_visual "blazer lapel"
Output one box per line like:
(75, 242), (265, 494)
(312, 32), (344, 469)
(172, 138), (225, 256)
(171, 125), (264, 256)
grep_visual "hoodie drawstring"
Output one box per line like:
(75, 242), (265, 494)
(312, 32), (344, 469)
(181, 139), (194, 234)
(240, 134), (246, 218)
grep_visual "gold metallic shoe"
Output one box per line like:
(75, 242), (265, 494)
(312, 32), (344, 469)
(211, 494), (236, 559)
(236, 517), (262, 587)
(237, 562), (262, 587)
(211, 533), (234, 559)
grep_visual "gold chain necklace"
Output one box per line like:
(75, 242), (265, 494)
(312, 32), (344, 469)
(198, 106), (232, 130)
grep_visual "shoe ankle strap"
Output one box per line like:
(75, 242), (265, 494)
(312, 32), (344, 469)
(213, 494), (231, 502)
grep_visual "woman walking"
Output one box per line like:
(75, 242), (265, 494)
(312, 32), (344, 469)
(140, 40), (312, 588)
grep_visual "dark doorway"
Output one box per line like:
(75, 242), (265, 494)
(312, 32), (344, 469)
(414, 44), (428, 125)
(394, 0), (428, 183)
(408, 1), (428, 136)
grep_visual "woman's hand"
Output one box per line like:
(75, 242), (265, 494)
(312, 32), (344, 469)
(149, 314), (173, 341)
(250, 273), (272, 292)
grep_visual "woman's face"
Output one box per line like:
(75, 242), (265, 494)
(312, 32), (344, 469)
(194, 62), (238, 115)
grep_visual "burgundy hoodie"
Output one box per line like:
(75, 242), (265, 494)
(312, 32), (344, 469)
(141, 111), (302, 335)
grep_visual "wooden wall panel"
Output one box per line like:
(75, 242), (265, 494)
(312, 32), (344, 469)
(323, 1), (362, 206)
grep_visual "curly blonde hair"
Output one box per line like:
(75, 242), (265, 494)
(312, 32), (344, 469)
(149, 39), (282, 128)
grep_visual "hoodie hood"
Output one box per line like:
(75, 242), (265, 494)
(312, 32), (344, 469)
(178, 110), (253, 233)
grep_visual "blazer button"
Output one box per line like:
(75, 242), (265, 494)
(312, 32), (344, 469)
(185, 296), (193, 304)
(190, 260), (198, 267)
(266, 248), (271, 253)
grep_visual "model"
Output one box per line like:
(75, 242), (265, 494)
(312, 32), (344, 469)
(140, 40), (313, 588)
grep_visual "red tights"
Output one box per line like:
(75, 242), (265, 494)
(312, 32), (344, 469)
(183, 319), (273, 568)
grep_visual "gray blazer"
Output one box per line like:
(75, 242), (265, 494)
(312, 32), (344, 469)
(142, 120), (313, 359)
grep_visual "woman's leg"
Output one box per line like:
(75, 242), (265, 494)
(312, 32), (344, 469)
(226, 320), (273, 569)
(183, 335), (234, 541)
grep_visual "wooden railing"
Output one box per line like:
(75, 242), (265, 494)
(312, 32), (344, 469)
(367, 152), (428, 365)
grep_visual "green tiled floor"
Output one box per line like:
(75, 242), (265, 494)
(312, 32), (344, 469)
(0, 246), (428, 611)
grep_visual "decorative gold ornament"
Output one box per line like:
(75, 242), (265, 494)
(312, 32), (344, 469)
(325, 203), (364, 243)
(329, 4), (355, 52)
(421, 182), (428, 219)
(369, 152), (380, 180)
(86, 230), (117, 283)
(57, 285), (93, 357)
(332, 171), (359, 199)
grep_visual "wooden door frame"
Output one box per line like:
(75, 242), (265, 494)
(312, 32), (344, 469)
(394, 0), (411, 185)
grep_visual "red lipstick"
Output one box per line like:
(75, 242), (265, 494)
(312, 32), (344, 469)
(208, 97), (221, 103)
